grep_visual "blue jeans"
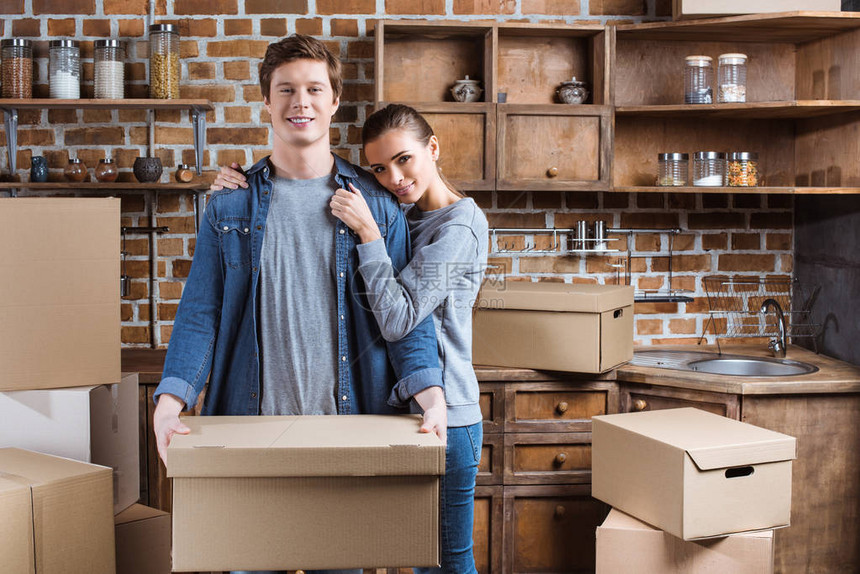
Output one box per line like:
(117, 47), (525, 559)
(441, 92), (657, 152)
(415, 422), (482, 574)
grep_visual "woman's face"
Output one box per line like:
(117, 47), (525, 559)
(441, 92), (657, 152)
(364, 128), (439, 205)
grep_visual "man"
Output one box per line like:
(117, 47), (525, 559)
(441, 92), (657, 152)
(152, 35), (447, 573)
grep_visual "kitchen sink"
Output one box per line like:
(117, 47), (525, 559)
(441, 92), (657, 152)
(630, 350), (819, 377)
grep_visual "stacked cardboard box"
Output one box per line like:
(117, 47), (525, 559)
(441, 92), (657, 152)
(0, 199), (167, 572)
(591, 408), (796, 573)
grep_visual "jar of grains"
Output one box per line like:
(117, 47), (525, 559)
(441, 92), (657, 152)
(94, 40), (125, 99)
(684, 55), (713, 104)
(657, 152), (689, 186)
(693, 151), (727, 186)
(49, 40), (80, 99)
(718, 53), (748, 103)
(1, 39), (33, 98)
(727, 152), (760, 187)
(149, 24), (180, 99)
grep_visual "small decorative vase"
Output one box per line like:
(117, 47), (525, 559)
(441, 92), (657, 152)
(30, 155), (48, 183)
(133, 157), (163, 183)
(556, 77), (589, 104)
(64, 158), (87, 182)
(450, 75), (483, 103)
(95, 159), (119, 182)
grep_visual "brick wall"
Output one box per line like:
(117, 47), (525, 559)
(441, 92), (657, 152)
(1, 0), (794, 347)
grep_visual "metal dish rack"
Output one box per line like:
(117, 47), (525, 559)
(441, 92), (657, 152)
(699, 276), (821, 353)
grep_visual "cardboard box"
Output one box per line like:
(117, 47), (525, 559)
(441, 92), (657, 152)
(168, 415), (445, 572)
(473, 282), (633, 373)
(115, 504), (171, 574)
(0, 448), (115, 574)
(673, 2), (841, 20)
(592, 408), (795, 540)
(0, 197), (120, 392)
(596, 509), (774, 573)
(0, 372), (140, 514)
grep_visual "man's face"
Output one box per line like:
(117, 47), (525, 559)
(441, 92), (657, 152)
(264, 59), (339, 150)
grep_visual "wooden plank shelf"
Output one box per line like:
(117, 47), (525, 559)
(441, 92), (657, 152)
(0, 182), (209, 192)
(613, 186), (860, 195)
(615, 101), (860, 119)
(0, 98), (214, 111)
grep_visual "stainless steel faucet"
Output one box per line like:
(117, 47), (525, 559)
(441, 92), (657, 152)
(760, 298), (787, 358)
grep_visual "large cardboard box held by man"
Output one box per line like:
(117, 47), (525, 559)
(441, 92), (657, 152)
(0, 197), (120, 392)
(472, 282), (633, 373)
(596, 509), (775, 573)
(115, 504), (171, 574)
(0, 372), (139, 514)
(0, 448), (115, 574)
(673, 2), (841, 20)
(592, 408), (796, 540)
(168, 415), (445, 572)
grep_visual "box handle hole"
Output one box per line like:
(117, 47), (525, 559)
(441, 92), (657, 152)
(725, 466), (754, 479)
(614, 309), (623, 319)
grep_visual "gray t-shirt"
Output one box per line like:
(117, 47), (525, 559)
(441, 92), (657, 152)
(258, 173), (339, 416)
(356, 197), (488, 427)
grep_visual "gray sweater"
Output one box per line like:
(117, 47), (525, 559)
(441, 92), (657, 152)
(356, 197), (488, 427)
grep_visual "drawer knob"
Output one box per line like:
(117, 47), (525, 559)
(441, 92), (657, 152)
(554, 453), (567, 466)
(632, 399), (648, 412)
(547, 166), (559, 178)
(554, 505), (566, 519)
(556, 401), (569, 414)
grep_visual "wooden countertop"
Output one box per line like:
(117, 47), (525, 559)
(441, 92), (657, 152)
(122, 344), (860, 396)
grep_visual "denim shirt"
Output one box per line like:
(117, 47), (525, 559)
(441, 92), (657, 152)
(154, 154), (443, 416)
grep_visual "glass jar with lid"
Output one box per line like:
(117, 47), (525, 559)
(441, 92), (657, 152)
(657, 153), (689, 186)
(149, 24), (180, 99)
(684, 55), (713, 104)
(693, 151), (726, 186)
(727, 152), (760, 186)
(49, 40), (80, 99)
(1, 39), (33, 98)
(94, 40), (125, 99)
(718, 53), (747, 103)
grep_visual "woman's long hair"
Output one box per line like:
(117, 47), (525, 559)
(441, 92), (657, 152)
(362, 104), (465, 198)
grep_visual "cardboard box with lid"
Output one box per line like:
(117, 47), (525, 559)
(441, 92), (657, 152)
(0, 197), (120, 392)
(0, 372), (140, 514)
(596, 508), (774, 573)
(673, 2), (841, 20)
(472, 282), (633, 373)
(0, 448), (115, 574)
(168, 414), (445, 572)
(114, 503), (171, 574)
(592, 407), (796, 540)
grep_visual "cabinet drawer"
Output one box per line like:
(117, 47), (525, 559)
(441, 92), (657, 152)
(621, 384), (740, 420)
(480, 382), (505, 434)
(505, 433), (592, 485)
(505, 485), (609, 574)
(477, 433), (503, 485)
(506, 381), (615, 432)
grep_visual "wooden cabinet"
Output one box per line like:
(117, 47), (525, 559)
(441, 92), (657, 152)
(619, 383), (741, 419)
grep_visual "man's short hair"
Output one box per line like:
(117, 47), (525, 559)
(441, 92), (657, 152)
(259, 34), (343, 102)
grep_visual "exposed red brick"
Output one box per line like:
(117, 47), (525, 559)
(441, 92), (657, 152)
(487, 213), (545, 229)
(120, 304), (134, 322)
(224, 106), (252, 123)
(243, 84), (265, 102)
(467, 191), (493, 209)
(673, 234), (696, 251)
(519, 256), (580, 274)
(635, 192), (664, 209)
(731, 232), (761, 250)
(732, 193), (761, 209)
(260, 18), (287, 36)
(701, 233), (728, 250)
(635, 233), (661, 252)
(347, 40), (373, 59)
(159, 281), (184, 300)
(180, 40), (199, 59)
(554, 213), (614, 228)
(47, 18), (76, 36)
(585, 256), (625, 274)
(178, 85), (236, 102)
(188, 62), (216, 80)
(154, 127), (194, 145)
(224, 18), (252, 36)
(668, 193), (696, 210)
(605, 192), (629, 209)
(184, 18), (218, 37)
(158, 303), (179, 321)
(564, 191), (599, 209)
(175, 0), (236, 14)
(718, 254), (776, 272)
(687, 212), (745, 230)
(245, 0), (306, 13)
(637, 276), (664, 290)
(216, 149), (247, 167)
(453, 0), (516, 14)
(0, 0), (24, 14)
(533, 192), (562, 209)
(521, 0), (580, 15)
(651, 337), (700, 346)
(12, 19), (40, 36)
(331, 18), (358, 36)
(317, 0), (373, 13)
(206, 40), (269, 58)
(590, 0), (645, 14)
(209, 127), (270, 145)
(750, 212), (792, 230)
(64, 127), (122, 146)
(636, 319), (663, 335)
(223, 61), (250, 81)
(295, 18), (322, 35)
(780, 254), (793, 272)
(157, 216), (196, 234)
(634, 302), (678, 314)
(82, 19), (110, 36)
(652, 254), (711, 273)
(619, 212), (679, 229)
(122, 326), (150, 345)
(34, 0), (93, 13)
(104, 0), (146, 13)
(766, 233), (792, 251)
(385, 0), (445, 14)
(172, 259), (193, 278)
(47, 109), (76, 124)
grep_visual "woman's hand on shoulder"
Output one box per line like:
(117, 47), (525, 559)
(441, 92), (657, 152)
(330, 182), (383, 244)
(210, 162), (248, 191)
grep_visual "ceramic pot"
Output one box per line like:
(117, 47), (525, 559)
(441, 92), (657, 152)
(450, 76), (482, 103)
(30, 156), (48, 183)
(556, 77), (589, 104)
(133, 157), (163, 183)
(95, 159), (119, 182)
(64, 158), (87, 182)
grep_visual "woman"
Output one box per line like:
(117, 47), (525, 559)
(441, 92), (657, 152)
(215, 104), (488, 574)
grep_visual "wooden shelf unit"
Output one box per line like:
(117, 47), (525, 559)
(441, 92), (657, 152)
(615, 185), (860, 195)
(0, 182), (209, 192)
(0, 98), (214, 111)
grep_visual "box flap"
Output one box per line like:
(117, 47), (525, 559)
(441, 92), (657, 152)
(477, 281), (633, 313)
(0, 447), (112, 484)
(167, 415), (446, 478)
(115, 503), (169, 526)
(593, 408), (797, 470)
